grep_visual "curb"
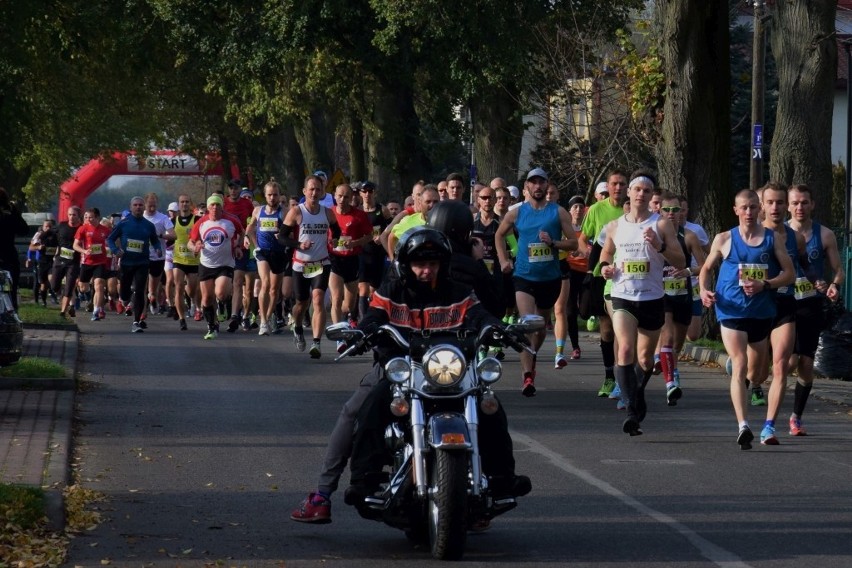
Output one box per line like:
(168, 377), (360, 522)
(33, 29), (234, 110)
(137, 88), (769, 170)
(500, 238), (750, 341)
(42, 390), (74, 530)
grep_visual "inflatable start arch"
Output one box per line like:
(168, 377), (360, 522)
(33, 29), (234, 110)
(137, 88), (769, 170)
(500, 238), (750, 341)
(58, 150), (239, 221)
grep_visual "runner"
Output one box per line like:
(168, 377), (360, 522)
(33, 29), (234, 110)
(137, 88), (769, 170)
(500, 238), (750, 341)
(73, 208), (111, 321)
(246, 180), (289, 336)
(786, 184), (844, 437)
(189, 194), (245, 340)
(328, 183), (372, 353)
(28, 219), (58, 306)
(281, 174), (341, 358)
(51, 206), (83, 319)
(107, 197), (164, 333)
(172, 195), (200, 331)
(495, 167), (578, 397)
(599, 178), (684, 435)
(699, 189), (795, 449)
(357, 181), (391, 321)
(224, 180), (255, 331)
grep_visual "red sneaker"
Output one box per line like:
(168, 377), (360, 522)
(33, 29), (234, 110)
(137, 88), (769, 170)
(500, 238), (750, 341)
(521, 372), (536, 397)
(290, 492), (331, 524)
(570, 348), (581, 360)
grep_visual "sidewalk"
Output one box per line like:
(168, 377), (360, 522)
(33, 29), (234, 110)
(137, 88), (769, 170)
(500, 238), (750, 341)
(0, 325), (78, 529)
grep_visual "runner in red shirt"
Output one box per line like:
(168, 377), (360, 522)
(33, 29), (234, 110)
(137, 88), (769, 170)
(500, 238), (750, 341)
(73, 208), (112, 321)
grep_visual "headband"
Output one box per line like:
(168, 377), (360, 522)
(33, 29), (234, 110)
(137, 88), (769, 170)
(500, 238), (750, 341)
(207, 194), (224, 206)
(628, 176), (655, 189)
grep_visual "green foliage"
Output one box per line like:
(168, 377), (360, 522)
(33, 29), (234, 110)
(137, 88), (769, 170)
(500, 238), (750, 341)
(0, 357), (67, 379)
(614, 26), (666, 123)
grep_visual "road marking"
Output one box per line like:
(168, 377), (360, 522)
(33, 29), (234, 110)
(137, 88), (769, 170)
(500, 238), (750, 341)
(600, 459), (694, 465)
(511, 431), (753, 568)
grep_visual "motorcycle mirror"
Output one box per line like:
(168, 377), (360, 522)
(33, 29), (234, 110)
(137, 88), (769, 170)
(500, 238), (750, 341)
(325, 322), (363, 342)
(513, 314), (546, 333)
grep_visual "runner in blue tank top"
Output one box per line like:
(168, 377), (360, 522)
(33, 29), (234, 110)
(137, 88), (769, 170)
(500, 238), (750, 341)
(754, 183), (810, 445)
(699, 189), (795, 450)
(786, 184), (845, 437)
(495, 167), (578, 397)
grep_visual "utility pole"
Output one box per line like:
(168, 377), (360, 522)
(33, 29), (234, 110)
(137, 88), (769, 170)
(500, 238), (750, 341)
(749, 0), (767, 191)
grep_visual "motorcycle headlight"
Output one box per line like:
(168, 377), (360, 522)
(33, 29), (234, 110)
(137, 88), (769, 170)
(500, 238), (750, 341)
(476, 356), (502, 384)
(422, 346), (466, 389)
(385, 357), (411, 384)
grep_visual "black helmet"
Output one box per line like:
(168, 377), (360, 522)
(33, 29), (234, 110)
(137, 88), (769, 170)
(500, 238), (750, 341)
(425, 200), (473, 248)
(395, 227), (452, 282)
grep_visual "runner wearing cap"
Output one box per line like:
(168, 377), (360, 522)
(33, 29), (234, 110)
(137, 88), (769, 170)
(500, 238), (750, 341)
(594, 182), (609, 201)
(496, 167), (578, 396)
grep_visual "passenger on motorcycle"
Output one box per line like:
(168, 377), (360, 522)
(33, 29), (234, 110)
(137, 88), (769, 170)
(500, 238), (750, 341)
(345, 227), (531, 506)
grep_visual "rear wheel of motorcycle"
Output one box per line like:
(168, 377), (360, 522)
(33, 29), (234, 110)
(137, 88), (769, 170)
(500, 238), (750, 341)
(428, 450), (468, 560)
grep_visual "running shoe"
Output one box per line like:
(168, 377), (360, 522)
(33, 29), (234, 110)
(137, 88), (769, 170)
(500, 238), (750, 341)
(290, 493), (331, 524)
(616, 398), (627, 410)
(760, 425), (779, 445)
(179, 319), (188, 331)
(241, 318), (251, 331)
(131, 321), (144, 333)
(666, 383), (682, 406)
(652, 355), (662, 375)
(521, 372), (536, 397)
(138, 319), (148, 329)
(193, 309), (203, 322)
(258, 322), (269, 336)
(622, 416), (642, 436)
(294, 330), (306, 352)
(149, 298), (158, 314)
(750, 387), (767, 406)
(67, 305), (76, 317)
(609, 382), (622, 400)
(124, 303), (134, 316)
(227, 316), (240, 333)
(597, 376), (616, 398)
(554, 353), (567, 369)
(337, 340), (348, 355)
(85, 300), (94, 313)
(789, 416), (807, 436)
(108, 299), (117, 312)
(309, 341), (322, 359)
(570, 348), (581, 360)
(737, 426), (754, 450)
(91, 312), (100, 322)
(49, 291), (59, 305)
(167, 305), (178, 320)
(204, 326), (218, 340)
(217, 301), (227, 322)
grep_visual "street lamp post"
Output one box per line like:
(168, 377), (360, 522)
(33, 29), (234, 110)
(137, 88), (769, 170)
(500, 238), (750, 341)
(749, 0), (767, 191)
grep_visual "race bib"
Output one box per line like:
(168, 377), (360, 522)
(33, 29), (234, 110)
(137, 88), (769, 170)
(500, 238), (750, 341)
(334, 235), (352, 252)
(45, 246), (57, 256)
(259, 219), (278, 232)
(793, 277), (816, 300)
(89, 244), (103, 255)
(483, 258), (495, 273)
(663, 276), (688, 296)
(692, 283), (700, 299)
(527, 242), (553, 262)
(738, 263), (768, 286)
(126, 239), (144, 253)
(621, 258), (650, 279)
(59, 247), (75, 260)
(303, 262), (324, 278)
(372, 225), (382, 238)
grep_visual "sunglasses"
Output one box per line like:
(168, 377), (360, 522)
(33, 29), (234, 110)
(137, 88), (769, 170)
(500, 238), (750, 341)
(478, 195), (494, 200)
(661, 206), (682, 213)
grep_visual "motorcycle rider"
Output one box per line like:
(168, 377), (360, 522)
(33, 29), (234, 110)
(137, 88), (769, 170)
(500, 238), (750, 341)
(345, 228), (531, 505)
(291, 227), (529, 524)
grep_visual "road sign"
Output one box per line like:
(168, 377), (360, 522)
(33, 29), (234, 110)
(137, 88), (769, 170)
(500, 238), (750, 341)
(753, 124), (763, 149)
(752, 148), (762, 160)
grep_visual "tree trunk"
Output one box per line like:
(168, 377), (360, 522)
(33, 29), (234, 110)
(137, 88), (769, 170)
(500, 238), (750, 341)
(769, 0), (837, 221)
(655, 0), (732, 236)
(470, 86), (524, 186)
(293, 109), (335, 175)
(347, 116), (366, 183)
(263, 124), (304, 197)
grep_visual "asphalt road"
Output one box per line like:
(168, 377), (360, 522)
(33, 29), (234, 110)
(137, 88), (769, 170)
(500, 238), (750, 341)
(66, 311), (852, 567)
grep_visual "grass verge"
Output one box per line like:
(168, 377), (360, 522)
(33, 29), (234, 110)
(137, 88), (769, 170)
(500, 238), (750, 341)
(16, 303), (74, 326)
(686, 337), (727, 354)
(0, 357), (66, 378)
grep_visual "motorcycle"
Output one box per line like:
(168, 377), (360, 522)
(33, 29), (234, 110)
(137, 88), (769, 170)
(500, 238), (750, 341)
(325, 314), (544, 560)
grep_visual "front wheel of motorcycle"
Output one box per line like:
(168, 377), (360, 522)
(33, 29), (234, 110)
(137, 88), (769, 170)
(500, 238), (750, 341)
(428, 450), (468, 560)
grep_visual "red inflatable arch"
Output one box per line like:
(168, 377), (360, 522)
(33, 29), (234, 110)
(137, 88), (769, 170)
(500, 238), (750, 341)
(58, 150), (240, 221)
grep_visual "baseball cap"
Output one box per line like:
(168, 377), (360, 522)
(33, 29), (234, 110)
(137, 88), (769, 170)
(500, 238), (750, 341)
(228, 178), (242, 188)
(508, 186), (520, 199)
(312, 170), (328, 182)
(526, 167), (548, 181)
(167, 201), (179, 212)
(239, 189), (253, 199)
(595, 181), (609, 196)
(361, 180), (376, 192)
